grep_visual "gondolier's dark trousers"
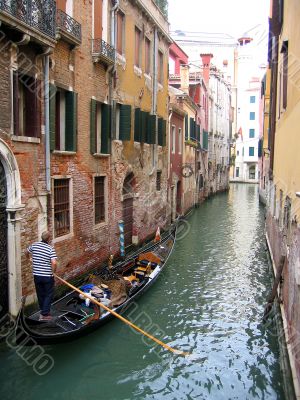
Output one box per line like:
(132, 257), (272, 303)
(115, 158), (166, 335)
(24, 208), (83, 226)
(33, 275), (54, 316)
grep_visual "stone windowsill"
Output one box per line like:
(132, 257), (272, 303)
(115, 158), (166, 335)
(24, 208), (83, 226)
(94, 221), (108, 229)
(92, 153), (110, 158)
(53, 232), (74, 244)
(134, 65), (142, 77)
(158, 83), (163, 91)
(116, 53), (126, 69)
(12, 135), (40, 144)
(52, 150), (76, 156)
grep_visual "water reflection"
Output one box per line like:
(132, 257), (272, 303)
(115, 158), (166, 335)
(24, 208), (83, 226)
(0, 184), (287, 400)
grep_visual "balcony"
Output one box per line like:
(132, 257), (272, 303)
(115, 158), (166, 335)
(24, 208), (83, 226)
(56, 9), (81, 47)
(0, 0), (56, 46)
(92, 38), (115, 66)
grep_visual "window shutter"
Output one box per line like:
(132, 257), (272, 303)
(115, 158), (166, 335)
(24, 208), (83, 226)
(197, 125), (200, 144)
(90, 99), (97, 154)
(190, 118), (195, 140)
(101, 103), (111, 154)
(65, 91), (77, 151)
(158, 117), (162, 146)
(49, 84), (56, 151)
(161, 119), (166, 147)
(185, 115), (188, 140)
(147, 114), (156, 144)
(134, 108), (141, 142)
(13, 71), (19, 136)
(141, 111), (147, 143)
(119, 104), (131, 141)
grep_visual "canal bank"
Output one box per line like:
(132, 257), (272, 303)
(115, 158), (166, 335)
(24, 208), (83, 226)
(0, 183), (293, 399)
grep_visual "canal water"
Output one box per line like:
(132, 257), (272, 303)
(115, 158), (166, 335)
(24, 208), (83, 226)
(0, 184), (291, 399)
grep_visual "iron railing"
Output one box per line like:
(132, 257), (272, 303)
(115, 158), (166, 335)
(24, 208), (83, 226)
(56, 8), (81, 43)
(0, 0), (56, 38)
(92, 38), (115, 64)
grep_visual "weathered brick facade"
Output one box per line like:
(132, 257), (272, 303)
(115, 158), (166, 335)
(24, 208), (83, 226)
(0, 0), (172, 313)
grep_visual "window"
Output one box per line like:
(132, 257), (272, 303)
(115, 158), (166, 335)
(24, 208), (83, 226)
(93, 0), (103, 39)
(13, 72), (40, 137)
(171, 125), (176, 153)
(145, 37), (151, 75)
(242, 147), (244, 156)
(237, 150), (239, 156)
(249, 129), (255, 138)
(95, 176), (106, 224)
(49, 86), (77, 152)
(115, 103), (131, 141)
(135, 27), (142, 67)
(249, 112), (255, 120)
(235, 167), (239, 177)
(250, 95), (256, 103)
(178, 128), (182, 154)
(116, 10), (125, 55)
(158, 50), (163, 84)
(90, 99), (111, 154)
(249, 166), (255, 179)
(54, 179), (70, 238)
(156, 171), (162, 191)
(249, 147), (255, 156)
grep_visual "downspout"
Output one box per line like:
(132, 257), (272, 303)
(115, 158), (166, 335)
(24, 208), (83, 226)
(150, 26), (158, 172)
(44, 55), (51, 193)
(167, 108), (173, 180)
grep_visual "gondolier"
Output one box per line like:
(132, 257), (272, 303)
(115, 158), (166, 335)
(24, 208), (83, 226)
(27, 231), (57, 321)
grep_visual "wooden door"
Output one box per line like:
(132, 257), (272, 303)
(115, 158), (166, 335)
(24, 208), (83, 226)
(123, 197), (133, 247)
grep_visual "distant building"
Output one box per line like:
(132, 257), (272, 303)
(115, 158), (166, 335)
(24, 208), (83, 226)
(231, 37), (266, 183)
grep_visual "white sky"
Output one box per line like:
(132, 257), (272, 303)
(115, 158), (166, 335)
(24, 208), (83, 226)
(168, 0), (270, 38)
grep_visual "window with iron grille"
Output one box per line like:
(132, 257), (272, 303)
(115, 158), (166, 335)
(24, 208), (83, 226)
(54, 179), (70, 237)
(156, 171), (162, 191)
(95, 176), (105, 224)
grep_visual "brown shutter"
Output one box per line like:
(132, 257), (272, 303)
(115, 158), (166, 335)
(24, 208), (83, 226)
(94, 0), (103, 39)
(13, 71), (19, 136)
(24, 77), (37, 137)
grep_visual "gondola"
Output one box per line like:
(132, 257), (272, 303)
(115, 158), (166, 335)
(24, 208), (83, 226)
(15, 226), (176, 345)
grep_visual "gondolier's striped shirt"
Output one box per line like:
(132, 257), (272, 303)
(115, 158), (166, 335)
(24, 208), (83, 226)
(27, 241), (57, 277)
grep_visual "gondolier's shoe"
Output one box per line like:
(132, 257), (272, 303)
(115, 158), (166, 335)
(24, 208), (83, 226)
(39, 314), (53, 321)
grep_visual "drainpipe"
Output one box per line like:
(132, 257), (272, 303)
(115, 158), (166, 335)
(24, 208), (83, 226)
(44, 55), (51, 193)
(167, 109), (173, 181)
(151, 26), (158, 171)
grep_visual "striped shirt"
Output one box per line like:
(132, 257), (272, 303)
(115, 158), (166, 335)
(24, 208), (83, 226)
(28, 241), (57, 277)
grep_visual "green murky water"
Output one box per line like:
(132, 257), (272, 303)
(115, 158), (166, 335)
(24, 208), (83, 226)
(0, 184), (289, 399)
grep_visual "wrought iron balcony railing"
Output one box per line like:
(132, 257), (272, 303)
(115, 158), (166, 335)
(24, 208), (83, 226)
(92, 38), (115, 65)
(0, 0), (56, 39)
(56, 9), (81, 45)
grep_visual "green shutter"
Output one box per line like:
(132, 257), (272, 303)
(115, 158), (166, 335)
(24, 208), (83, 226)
(158, 117), (162, 146)
(134, 108), (141, 142)
(65, 91), (77, 151)
(101, 103), (111, 154)
(190, 118), (195, 140)
(141, 111), (147, 143)
(119, 104), (131, 141)
(185, 115), (188, 140)
(49, 84), (56, 151)
(147, 114), (156, 144)
(161, 119), (166, 147)
(90, 99), (97, 154)
(196, 125), (200, 144)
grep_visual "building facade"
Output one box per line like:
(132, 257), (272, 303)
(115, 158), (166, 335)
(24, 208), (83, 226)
(0, 0), (170, 316)
(264, 0), (300, 396)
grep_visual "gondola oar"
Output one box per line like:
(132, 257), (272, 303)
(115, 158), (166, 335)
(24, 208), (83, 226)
(54, 274), (189, 356)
